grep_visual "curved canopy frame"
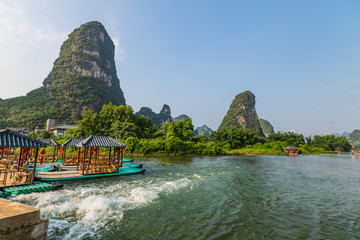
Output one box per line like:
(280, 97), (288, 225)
(0, 129), (48, 184)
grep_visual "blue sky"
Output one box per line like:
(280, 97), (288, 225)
(1, 0), (360, 135)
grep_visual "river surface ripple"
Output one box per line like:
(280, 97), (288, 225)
(13, 154), (360, 239)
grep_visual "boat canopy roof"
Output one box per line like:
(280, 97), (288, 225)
(76, 136), (126, 148)
(38, 138), (60, 146)
(62, 138), (83, 147)
(0, 129), (47, 148)
(284, 146), (299, 150)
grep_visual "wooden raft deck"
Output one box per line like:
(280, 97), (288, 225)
(36, 171), (82, 179)
(0, 171), (33, 188)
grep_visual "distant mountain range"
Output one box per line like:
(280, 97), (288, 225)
(330, 132), (350, 137)
(135, 105), (172, 128)
(194, 125), (213, 137)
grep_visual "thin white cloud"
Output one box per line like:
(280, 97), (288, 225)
(112, 37), (125, 62)
(0, 1), (67, 99)
(348, 77), (360, 84)
(349, 89), (360, 94)
(106, 16), (126, 62)
(325, 77), (360, 90)
(0, 1), (65, 48)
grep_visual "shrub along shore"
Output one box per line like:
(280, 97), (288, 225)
(29, 103), (352, 156)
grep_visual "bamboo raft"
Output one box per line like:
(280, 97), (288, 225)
(0, 182), (63, 197)
(36, 166), (145, 181)
(1, 133), (145, 190)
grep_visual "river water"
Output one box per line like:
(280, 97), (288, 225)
(13, 154), (360, 239)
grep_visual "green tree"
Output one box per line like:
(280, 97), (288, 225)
(267, 132), (305, 146)
(110, 121), (138, 140)
(210, 127), (264, 149)
(0, 117), (7, 129)
(305, 136), (313, 145)
(72, 110), (103, 137)
(312, 135), (351, 151)
(155, 118), (194, 141)
(125, 136), (140, 153)
(70, 103), (157, 140)
(36, 130), (55, 139)
(135, 115), (156, 139)
(99, 103), (136, 135)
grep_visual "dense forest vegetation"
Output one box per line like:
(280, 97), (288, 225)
(28, 103), (352, 156)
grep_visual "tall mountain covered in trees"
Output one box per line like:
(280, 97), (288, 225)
(0, 21), (125, 129)
(259, 118), (275, 136)
(219, 91), (263, 136)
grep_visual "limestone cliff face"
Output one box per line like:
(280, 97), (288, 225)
(158, 104), (172, 125)
(43, 21), (125, 112)
(219, 91), (263, 136)
(136, 104), (172, 128)
(0, 21), (126, 129)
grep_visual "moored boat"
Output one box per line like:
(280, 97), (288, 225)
(36, 166), (145, 181)
(35, 136), (145, 181)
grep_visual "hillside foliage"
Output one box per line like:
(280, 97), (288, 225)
(0, 21), (125, 130)
(259, 118), (275, 135)
(218, 91), (263, 136)
(56, 103), (352, 155)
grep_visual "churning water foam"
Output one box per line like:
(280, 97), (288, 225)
(13, 173), (204, 239)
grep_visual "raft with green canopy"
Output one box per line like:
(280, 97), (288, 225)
(35, 135), (145, 181)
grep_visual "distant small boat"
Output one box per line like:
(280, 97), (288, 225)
(283, 146), (299, 156)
